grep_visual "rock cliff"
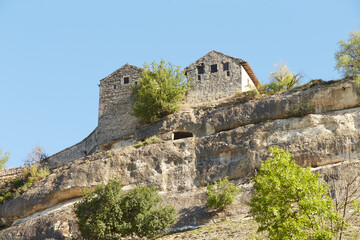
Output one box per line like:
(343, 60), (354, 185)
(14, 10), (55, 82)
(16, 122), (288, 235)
(0, 79), (359, 239)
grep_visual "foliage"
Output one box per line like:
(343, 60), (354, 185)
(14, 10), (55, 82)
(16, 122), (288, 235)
(207, 177), (241, 210)
(263, 62), (302, 94)
(23, 145), (48, 167)
(0, 165), (50, 203)
(249, 147), (344, 240)
(133, 136), (163, 148)
(0, 150), (9, 170)
(74, 179), (177, 239)
(132, 59), (188, 123)
(335, 31), (360, 80)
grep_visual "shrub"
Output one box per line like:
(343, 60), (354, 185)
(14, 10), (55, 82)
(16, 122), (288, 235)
(0, 150), (9, 170)
(74, 179), (177, 239)
(133, 136), (163, 148)
(0, 165), (50, 204)
(132, 59), (188, 123)
(207, 177), (241, 210)
(249, 147), (344, 239)
(263, 62), (302, 94)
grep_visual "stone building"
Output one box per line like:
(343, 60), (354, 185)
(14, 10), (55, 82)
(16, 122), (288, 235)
(97, 64), (142, 145)
(46, 51), (261, 167)
(185, 50), (260, 104)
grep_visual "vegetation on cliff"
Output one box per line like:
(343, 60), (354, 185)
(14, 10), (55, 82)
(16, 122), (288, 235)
(249, 147), (344, 239)
(74, 179), (177, 239)
(132, 59), (188, 123)
(335, 31), (360, 85)
(262, 62), (302, 94)
(0, 150), (9, 170)
(207, 177), (241, 210)
(0, 165), (50, 203)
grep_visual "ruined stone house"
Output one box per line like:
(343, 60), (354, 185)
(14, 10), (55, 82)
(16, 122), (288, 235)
(47, 50), (260, 167)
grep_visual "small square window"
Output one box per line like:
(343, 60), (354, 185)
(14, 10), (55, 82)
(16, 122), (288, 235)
(198, 75), (201, 80)
(223, 62), (229, 71)
(197, 65), (205, 74)
(124, 77), (130, 84)
(211, 64), (218, 73)
(114, 85), (117, 89)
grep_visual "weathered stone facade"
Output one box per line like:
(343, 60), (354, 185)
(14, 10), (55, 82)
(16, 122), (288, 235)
(44, 51), (261, 167)
(98, 64), (142, 121)
(185, 50), (259, 104)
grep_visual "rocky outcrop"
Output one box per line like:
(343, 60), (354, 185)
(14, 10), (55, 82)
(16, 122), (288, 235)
(1, 105), (359, 227)
(1, 79), (360, 239)
(1, 160), (360, 240)
(46, 79), (360, 169)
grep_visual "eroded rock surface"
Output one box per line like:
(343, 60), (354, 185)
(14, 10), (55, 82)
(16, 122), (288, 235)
(1, 79), (360, 239)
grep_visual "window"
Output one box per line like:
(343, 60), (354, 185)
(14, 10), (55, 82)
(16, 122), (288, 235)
(211, 64), (218, 73)
(223, 62), (229, 71)
(198, 75), (201, 80)
(124, 77), (130, 84)
(114, 85), (117, 89)
(197, 65), (205, 74)
(227, 71), (230, 76)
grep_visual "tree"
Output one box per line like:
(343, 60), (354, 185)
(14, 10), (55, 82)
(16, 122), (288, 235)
(263, 62), (302, 93)
(335, 31), (360, 79)
(74, 179), (177, 239)
(132, 59), (188, 123)
(207, 177), (241, 210)
(23, 145), (47, 167)
(0, 150), (9, 170)
(249, 147), (343, 240)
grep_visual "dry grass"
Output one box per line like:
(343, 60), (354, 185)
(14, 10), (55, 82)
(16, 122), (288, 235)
(156, 219), (259, 240)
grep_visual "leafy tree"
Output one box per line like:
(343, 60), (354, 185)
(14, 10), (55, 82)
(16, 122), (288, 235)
(74, 179), (177, 239)
(207, 177), (241, 210)
(263, 62), (302, 93)
(0, 150), (9, 170)
(335, 31), (360, 79)
(249, 147), (344, 240)
(132, 59), (188, 123)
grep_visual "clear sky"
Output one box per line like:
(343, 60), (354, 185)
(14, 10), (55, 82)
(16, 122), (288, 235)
(0, 0), (359, 168)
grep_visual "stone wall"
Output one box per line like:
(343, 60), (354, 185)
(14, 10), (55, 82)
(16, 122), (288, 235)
(98, 64), (142, 120)
(47, 128), (98, 169)
(0, 167), (23, 184)
(185, 50), (253, 104)
(97, 64), (142, 147)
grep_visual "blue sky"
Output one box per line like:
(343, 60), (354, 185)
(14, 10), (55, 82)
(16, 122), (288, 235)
(0, 0), (359, 168)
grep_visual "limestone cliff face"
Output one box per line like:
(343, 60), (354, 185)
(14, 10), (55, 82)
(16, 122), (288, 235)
(0, 79), (360, 239)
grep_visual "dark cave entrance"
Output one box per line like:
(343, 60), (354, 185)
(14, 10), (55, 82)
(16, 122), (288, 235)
(173, 131), (194, 140)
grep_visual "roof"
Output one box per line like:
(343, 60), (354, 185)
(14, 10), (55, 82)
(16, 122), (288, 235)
(185, 50), (261, 88)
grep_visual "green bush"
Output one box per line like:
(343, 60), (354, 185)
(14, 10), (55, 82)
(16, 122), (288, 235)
(74, 179), (177, 239)
(132, 59), (188, 123)
(207, 177), (241, 210)
(0, 150), (9, 170)
(249, 147), (344, 239)
(133, 136), (163, 148)
(0, 165), (50, 204)
(263, 62), (302, 94)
